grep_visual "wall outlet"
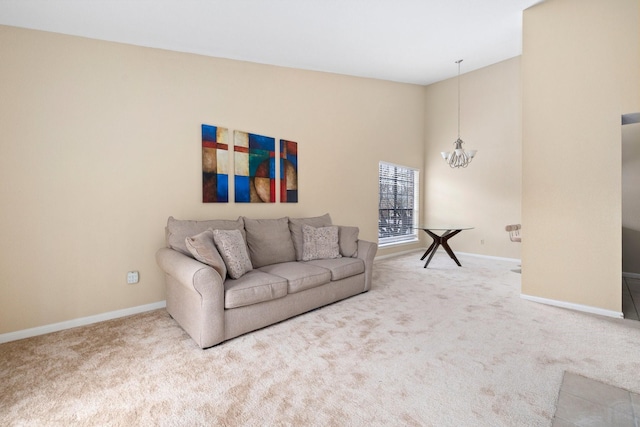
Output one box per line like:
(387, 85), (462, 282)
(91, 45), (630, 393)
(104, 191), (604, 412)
(127, 271), (139, 284)
(481, 239), (485, 245)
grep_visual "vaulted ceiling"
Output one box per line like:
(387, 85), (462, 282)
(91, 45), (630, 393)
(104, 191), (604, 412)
(0, 0), (542, 85)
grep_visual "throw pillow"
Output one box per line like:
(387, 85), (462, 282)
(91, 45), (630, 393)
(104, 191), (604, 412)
(338, 226), (359, 257)
(243, 217), (296, 268)
(212, 229), (253, 279)
(289, 213), (333, 261)
(302, 224), (341, 261)
(185, 229), (227, 280)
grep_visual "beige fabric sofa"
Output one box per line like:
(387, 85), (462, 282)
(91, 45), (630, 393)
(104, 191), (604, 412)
(155, 214), (377, 348)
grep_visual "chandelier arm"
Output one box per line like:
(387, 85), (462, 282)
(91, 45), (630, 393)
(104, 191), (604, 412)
(446, 144), (474, 168)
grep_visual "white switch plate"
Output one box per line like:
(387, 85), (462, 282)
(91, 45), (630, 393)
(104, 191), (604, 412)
(127, 271), (139, 284)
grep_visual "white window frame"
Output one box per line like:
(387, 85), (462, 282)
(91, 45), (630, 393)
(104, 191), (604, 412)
(378, 161), (419, 247)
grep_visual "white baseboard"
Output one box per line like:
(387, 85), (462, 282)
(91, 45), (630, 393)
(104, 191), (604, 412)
(375, 248), (424, 261)
(376, 249), (521, 264)
(520, 294), (623, 319)
(456, 251), (521, 263)
(622, 271), (640, 280)
(0, 301), (167, 344)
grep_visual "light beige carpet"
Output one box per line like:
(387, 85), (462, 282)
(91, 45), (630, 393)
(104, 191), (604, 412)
(2, 252), (640, 426)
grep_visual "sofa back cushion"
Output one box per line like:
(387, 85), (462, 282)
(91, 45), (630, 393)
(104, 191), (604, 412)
(288, 213), (332, 261)
(243, 217), (296, 268)
(166, 216), (245, 256)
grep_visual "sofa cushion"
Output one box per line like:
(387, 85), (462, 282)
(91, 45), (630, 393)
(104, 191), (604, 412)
(243, 217), (296, 268)
(185, 229), (227, 279)
(289, 213), (332, 261)
(304, 257), (365, 281)
(302, 225), (341, 261)
(338, 226), (359, 257)
(212, 229), (253, 279)
(224, 271), (288, 309)
(166, 216), (245, 256)
(258, 262), (332, 294)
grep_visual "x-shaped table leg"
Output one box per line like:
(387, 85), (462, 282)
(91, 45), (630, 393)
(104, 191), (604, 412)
(420, 229), (463, 268)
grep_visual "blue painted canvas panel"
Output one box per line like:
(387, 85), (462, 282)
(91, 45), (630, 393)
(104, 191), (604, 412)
(234, 130), (275, 203)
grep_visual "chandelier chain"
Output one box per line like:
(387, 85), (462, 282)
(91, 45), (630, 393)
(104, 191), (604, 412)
(456, 59), (461, 139)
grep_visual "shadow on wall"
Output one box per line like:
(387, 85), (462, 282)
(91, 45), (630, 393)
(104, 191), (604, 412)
(623, 227), (640, 275)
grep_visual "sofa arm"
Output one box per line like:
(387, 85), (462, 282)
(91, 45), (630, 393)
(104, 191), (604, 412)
(156, 247), (223, 299)
(357, 240), (378, 291)
(156, 247), (225, 348)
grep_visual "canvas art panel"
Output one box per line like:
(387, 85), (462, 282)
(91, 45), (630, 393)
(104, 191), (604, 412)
(234, 130), (275, 203)
(280, 139), (298, 203)
(202, 124), (229, 203)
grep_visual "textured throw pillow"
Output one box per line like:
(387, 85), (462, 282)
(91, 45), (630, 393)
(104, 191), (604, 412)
(243, 217), (296, 268)
(212, 229), (253, 279)
(338, 226), (359, 258)
(289, 213), (333, 261)
(185, 229), (227, 280)
(302, 224), (341, 261)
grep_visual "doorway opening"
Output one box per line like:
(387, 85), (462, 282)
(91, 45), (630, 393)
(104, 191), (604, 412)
(621, 112), (640, 320)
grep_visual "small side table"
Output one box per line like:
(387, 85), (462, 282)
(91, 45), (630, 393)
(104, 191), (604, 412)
(415, 226), (473, 268)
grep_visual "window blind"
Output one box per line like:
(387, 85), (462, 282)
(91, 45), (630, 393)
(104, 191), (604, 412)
(378, 162), (419, 244)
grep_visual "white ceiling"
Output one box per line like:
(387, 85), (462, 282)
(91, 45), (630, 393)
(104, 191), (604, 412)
(0, 0), (542, 85)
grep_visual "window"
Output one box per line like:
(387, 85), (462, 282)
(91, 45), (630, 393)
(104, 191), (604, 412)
(378, 162), (419, 246)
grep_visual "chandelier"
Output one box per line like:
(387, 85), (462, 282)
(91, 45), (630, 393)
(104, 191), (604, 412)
(441, 59), (477, 168)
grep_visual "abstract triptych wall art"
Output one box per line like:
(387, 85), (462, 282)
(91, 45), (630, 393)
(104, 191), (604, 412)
(280, 139), (298, 203)
(234, 130), (276, 203)
(201, 124), (229, 203)
(201, 124), (298, 203)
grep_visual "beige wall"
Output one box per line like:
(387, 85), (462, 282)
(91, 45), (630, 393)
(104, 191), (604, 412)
(0, 25), (425, 334)
(522, 0), (640, 312)
(423, 58), (522, 259)
(622, 123), (640, 274)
